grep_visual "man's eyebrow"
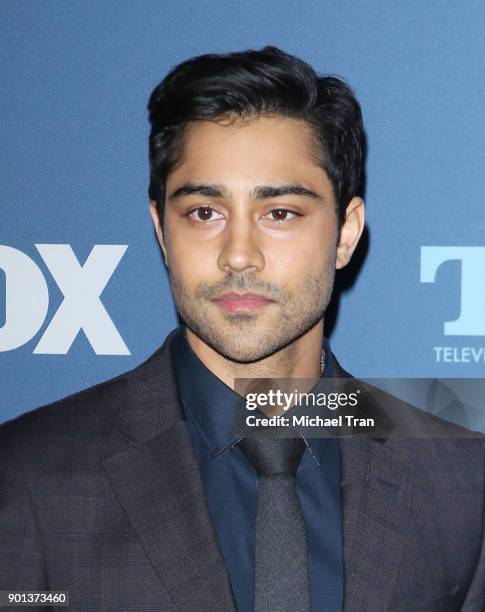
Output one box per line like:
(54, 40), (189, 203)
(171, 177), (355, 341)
(168, 183), (229, 201)
(168, 182), (323, 202)
(251, 184), (322, 201)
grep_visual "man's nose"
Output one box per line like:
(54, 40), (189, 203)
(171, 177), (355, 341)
(217, 217), (264, 274)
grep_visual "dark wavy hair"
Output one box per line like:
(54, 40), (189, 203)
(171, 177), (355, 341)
(148, 46), (364, 226)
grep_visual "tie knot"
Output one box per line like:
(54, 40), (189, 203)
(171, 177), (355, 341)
(238, 436), (307, 477)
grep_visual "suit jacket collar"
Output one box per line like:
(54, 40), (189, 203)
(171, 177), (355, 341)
(102, 328), (237, 611)
(332, 355), (415, 610)
(102, 327), (414, 611)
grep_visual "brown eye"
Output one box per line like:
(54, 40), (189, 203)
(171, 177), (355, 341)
(271, 209), (289, 221)
(265, 209), (300, 222)
(188, 207), (221, 223)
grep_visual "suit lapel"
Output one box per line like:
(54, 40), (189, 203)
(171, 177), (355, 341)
(102, 330), (237, 612)
(332, 355), (415, 610)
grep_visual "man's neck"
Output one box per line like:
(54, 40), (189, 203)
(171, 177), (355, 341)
(185, 321), (324, 391)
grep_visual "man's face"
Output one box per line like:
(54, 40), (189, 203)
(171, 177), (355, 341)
(151, 115), (358, 363)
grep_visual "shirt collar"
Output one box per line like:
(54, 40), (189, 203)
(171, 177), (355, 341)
(171, 326), (337, 464)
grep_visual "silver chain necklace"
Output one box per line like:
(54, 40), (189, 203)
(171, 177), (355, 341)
(320, 347), (326, 376)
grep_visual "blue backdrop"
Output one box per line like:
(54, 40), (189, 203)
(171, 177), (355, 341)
(1, 1), (484, 425)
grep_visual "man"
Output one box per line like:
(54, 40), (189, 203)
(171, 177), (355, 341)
(0, 46), (483, 612)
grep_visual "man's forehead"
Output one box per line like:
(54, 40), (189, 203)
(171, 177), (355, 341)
(167, 115), (328, 193)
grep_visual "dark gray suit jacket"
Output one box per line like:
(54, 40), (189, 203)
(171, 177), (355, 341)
(1, 328), (484, 611)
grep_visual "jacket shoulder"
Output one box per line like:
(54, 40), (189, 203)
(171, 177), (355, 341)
(333, 355), (485, 477)
(0, 336), (173, 464)
(2, 365), (137, 441)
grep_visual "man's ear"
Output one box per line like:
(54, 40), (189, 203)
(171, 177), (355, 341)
(148, 201), (168, 265)
(336, 196), (365, 269)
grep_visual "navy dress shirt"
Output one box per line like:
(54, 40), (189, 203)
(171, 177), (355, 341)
(171, 326), (343, 612)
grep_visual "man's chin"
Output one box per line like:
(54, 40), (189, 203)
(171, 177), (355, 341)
(182, 308), (316, 363)
(209, 345), (278, 364)
(198, 329), (290, 364)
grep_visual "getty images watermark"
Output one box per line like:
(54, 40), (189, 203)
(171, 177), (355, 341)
(244, 386), (369, 429)
(233, 377), (378, 437)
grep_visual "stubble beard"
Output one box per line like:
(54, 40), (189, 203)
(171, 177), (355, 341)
(169, 261), (335, 364)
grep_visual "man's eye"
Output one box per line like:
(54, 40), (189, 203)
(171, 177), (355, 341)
(188, 207), (223, 223)
(264, 209), (301, 222)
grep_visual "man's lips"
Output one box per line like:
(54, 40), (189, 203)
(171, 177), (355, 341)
(211, 292), (276, 312)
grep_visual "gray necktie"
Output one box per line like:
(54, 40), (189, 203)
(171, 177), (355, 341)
(238, 436), (311, 612)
